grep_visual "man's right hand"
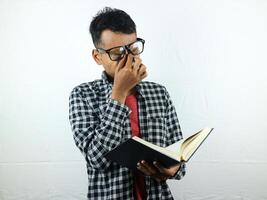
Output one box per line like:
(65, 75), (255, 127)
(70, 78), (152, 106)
(111, 54), (147, 104)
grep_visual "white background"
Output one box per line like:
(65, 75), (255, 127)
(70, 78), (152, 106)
(1, 0), (267, 199)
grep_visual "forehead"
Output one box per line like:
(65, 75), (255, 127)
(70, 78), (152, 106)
(100, 29), (137, 49)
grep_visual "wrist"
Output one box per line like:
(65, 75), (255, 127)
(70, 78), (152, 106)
(111, 89), (127, 104)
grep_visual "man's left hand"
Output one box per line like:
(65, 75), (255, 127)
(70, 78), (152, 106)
(137, 160), (181, 182)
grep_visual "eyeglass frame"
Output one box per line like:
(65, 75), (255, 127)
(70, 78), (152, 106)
(96, 38), (145, 61)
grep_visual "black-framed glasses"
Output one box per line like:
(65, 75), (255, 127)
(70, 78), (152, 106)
(96, 38), (145, 61)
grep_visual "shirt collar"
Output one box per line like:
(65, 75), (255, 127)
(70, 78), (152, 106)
(101, 71), (113, 84)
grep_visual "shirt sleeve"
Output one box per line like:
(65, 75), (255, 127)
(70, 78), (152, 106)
(69, 86), (131, 171)
(163, 86), (186, 180)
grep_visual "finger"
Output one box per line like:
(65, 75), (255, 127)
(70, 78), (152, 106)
(138, 161), (169, 182)
(138, 161), (154, 176)
(116, 55), (127, 71)
(155, 162), (182, 178)
(137, 162), (151, 176)
(141, 160), (158, 175)
(125, 54), (133, 69)
(133, 62), (142, 75)
(138, 161), (158, 176)
(153, 161), (170, 175)
(140, 70), (148, 79)
(138, 64), (146, 75)
(132, 57), (142, 73)
(133, 61), (142, 74)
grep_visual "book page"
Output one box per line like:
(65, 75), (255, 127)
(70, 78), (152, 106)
(181, 128), (212, 161)
(165, 138), (184, 159)
(132, 136), (181, 161)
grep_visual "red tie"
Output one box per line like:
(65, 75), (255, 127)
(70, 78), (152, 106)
(125, 93), (147, 200)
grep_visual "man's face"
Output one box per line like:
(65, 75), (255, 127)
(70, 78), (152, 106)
(92, 29), (137, 78)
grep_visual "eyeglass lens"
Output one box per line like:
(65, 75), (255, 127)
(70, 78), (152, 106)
(109, 40), (144, 61)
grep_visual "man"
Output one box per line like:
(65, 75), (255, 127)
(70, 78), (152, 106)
(69, 7), (186, 200)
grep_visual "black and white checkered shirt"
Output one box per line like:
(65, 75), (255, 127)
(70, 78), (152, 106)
(69, 71), (186, 200)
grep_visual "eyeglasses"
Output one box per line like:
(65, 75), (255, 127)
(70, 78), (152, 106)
(96, 38), (145, 61)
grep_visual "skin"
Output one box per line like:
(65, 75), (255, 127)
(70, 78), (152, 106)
(92, 29), (181, 182)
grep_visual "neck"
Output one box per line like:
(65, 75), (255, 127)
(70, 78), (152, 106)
(105, 73), (114, 83)
(128, 88), (136, 96)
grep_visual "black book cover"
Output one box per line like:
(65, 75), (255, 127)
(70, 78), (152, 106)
(104, 138), (180, 170)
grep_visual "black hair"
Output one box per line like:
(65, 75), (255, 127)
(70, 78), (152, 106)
(89, 7), (136, 47)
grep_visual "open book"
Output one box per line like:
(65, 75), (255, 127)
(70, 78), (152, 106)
(104, 127), (214, 170)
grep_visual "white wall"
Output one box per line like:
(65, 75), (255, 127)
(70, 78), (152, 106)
(1, 0), (267, 199)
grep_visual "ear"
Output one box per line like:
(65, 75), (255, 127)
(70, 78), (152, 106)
(92, 49), (102, 65)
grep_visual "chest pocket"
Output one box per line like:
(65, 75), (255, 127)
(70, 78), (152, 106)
(146, 116), (168, 147)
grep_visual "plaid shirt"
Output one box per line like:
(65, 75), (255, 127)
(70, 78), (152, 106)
(69, 72), (186, 200)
